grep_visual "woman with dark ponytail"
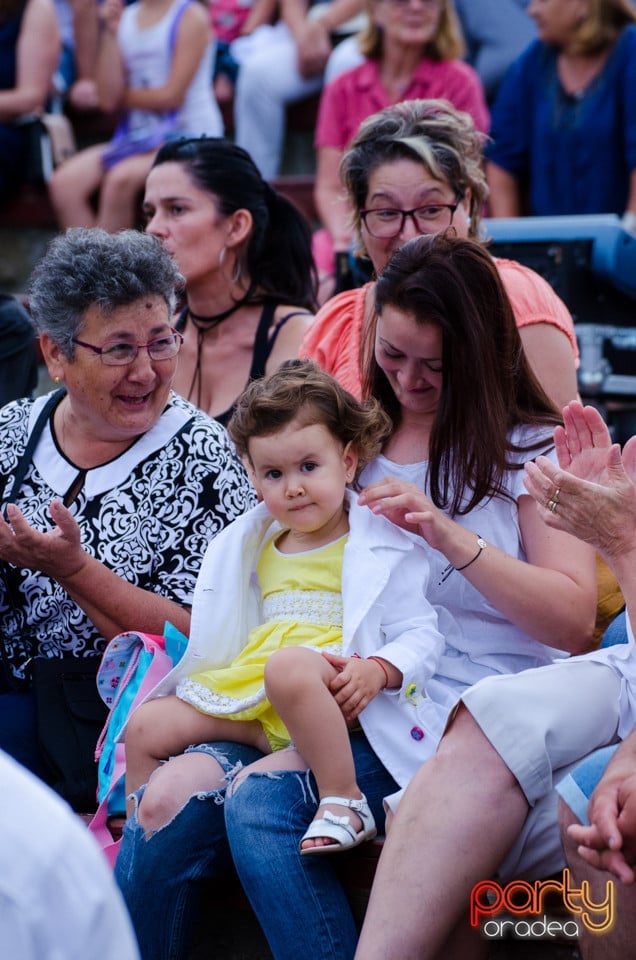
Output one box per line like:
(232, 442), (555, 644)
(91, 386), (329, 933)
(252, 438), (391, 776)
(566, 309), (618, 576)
(144, 136), (318, 423)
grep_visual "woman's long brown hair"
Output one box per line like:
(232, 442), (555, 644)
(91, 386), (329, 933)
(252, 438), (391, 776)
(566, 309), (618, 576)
(363, 233), (562, 516)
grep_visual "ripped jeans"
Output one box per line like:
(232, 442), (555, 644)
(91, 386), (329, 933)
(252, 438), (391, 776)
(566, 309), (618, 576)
(115, 733), (398, 960)
(227, 731), (398, 959)
(114, 741), (263, 960)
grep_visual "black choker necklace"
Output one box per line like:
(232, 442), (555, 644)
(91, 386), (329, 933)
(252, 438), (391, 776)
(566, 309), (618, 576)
(187, 300), (244, 328)
(186, 281), (257, 330)
(182, 283), (258, 409)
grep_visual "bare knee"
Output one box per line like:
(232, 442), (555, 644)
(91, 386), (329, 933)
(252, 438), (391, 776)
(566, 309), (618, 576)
(137, 770), (181, 831)
(101, 163), (144, 202)
(49, 164), (89, 211)
(48, 168), (66, 204)
(264, 647), (325, 699)
(50, 150), (99, 196)
(410, 705), (522, 814)
(437, 706), (513, 778)
(137, 752), (226, 832)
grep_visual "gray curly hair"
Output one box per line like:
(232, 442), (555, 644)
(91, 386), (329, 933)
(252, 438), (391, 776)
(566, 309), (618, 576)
(28, 228), (182, 358)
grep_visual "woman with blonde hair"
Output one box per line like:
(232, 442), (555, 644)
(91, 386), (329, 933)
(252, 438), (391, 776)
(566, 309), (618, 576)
(312, 0), (489, 296)
(487, 0), (636, 223)
(303, 97), (579, 413)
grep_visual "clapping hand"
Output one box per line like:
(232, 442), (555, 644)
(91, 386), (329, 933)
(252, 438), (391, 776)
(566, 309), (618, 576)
(523, 401), (636, 565)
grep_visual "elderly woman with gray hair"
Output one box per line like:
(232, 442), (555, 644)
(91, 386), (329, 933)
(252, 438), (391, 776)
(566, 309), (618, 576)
(0, 228), (254, 799)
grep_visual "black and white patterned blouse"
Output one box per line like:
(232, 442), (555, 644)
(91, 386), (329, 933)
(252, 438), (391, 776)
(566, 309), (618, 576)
(0, 391), (255, 681)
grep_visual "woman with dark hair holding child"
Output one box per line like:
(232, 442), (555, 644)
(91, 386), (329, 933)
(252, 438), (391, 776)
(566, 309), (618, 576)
(143, 136), (318, 423)
(123, 359), (453, 856)
(115, 233), (596, 960)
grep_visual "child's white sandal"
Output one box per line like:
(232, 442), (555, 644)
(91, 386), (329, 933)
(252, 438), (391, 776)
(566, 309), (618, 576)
(299, 794), (377, 856)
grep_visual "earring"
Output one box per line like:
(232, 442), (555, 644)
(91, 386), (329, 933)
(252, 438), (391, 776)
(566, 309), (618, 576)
(231, 257), (242, 285)
(54, 376), (61, 384)
(218, 244), (227, 269)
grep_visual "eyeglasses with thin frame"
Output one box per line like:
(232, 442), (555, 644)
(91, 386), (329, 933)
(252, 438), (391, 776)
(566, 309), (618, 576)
(71, 330), (184, 366)
(360, 200), (461, 239)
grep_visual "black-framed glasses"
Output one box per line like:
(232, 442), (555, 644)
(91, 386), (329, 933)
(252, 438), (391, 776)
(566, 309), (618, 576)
(360, 201), (461, 239)
(71, 330), (184, 366)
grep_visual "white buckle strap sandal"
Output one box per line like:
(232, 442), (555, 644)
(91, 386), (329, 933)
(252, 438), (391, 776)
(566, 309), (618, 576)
(300, 794), (377, 856)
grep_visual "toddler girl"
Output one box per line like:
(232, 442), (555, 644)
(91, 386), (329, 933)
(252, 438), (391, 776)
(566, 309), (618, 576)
(125, 359), (450, 854)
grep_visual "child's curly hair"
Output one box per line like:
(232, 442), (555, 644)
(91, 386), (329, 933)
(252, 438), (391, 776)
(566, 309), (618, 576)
(228, 359), (392, 487)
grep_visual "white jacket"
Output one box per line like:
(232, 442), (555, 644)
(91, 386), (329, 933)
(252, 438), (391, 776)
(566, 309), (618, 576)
(150, 492), (460, 787)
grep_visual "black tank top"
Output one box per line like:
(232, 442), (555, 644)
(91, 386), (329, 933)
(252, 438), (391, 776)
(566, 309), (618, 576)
(176, 300), (310, 426)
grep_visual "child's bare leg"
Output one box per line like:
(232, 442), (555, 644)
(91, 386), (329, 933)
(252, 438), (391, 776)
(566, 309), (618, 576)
(265, 647), (368, 850)
(124, 695), (270, 815)
(48, 144), (105, 228)
(97, 151), (156, 231)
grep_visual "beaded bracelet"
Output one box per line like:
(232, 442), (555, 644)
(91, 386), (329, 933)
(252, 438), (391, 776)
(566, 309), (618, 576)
(368, 656), (389, 689)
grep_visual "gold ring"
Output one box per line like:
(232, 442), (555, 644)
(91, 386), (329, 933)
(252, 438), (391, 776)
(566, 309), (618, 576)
(552, 487), (560, 504)
(548, 499), (558, 514)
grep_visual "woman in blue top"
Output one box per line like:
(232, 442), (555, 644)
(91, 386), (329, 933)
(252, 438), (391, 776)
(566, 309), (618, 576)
(486, 0), (636, 227)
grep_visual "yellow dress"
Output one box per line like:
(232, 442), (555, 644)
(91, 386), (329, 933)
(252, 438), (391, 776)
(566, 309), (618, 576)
(176, 533), (346, 750)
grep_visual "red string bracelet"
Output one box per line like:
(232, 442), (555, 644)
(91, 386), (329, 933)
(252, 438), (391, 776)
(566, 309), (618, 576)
(367, 656), (389, 689)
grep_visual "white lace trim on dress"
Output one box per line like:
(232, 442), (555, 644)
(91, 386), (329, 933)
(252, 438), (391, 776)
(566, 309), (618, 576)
(262, 589), (342, 626)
